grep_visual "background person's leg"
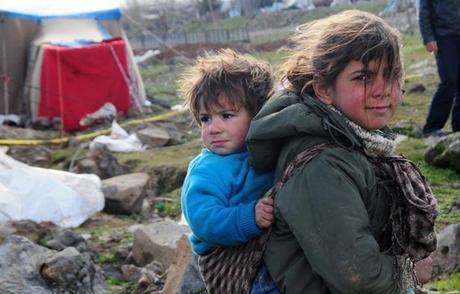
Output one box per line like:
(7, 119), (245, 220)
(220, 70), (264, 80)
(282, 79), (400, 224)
(423, 35), (458, 135)
(450, 36), (460, 133)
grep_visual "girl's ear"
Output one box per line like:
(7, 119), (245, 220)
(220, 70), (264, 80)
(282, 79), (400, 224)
(312, 75), (333, 105)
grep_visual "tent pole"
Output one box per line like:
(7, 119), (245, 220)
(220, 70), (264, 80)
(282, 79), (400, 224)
(56, 48), (65, 137)
(1, 16), (9, 114)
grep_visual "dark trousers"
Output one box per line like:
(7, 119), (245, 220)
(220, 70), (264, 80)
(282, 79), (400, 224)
(423, 35), (460, 134)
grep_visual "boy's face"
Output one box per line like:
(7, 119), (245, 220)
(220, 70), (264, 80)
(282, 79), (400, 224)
(199, 95), (251, 155)
(317, 59), (402, 130)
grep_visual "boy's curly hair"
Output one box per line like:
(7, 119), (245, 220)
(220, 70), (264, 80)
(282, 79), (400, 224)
(179, 48), (274, 125)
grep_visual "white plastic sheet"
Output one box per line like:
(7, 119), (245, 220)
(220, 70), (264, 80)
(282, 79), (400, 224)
(89, 120), (147, 153)
(0, 151), (104, 228)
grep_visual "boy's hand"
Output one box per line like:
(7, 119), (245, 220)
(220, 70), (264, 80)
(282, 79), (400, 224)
(255, 197), (274, 229)
(415, 256), (433, 284)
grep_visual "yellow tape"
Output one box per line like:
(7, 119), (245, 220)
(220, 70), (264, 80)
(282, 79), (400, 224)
(0, 109), (187, 146)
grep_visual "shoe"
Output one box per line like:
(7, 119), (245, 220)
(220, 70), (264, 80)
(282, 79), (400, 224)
(423, 129), (447, 138)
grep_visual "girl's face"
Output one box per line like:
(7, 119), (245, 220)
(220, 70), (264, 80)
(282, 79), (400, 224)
(199, 95), (252, 155)
(316, 60), (402, 130)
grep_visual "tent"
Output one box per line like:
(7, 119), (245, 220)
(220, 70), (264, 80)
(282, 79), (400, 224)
(0, 0), (146, 131)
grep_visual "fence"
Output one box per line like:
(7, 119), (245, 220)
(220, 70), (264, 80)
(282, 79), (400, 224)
(130, 27), (251, 50)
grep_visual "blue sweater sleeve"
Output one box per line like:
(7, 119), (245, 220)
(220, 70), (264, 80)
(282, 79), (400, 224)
(181, 151), (272, 255)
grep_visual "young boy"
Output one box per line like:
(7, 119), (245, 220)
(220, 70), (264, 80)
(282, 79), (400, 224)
(179, 49), (277, 292)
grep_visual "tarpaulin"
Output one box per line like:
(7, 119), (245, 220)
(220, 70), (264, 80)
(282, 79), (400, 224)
(38, 38), (131, 131)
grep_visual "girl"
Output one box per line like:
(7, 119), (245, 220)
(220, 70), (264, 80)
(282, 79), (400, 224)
(247, 10), (437, 294)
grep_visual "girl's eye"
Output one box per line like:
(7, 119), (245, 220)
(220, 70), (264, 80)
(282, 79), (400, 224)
(200, 115), (209, 123)
(355, 74), (369, 82)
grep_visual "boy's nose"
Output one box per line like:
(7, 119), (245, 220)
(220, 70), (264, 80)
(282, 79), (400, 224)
(207, 119), (222, 134)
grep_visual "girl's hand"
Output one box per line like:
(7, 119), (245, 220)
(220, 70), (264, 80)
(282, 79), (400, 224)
(415, 256), (433, 284)
(255, 197), (274, 229)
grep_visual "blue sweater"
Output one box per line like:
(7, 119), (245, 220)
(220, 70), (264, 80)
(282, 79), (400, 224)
(181, 148), (273, 255)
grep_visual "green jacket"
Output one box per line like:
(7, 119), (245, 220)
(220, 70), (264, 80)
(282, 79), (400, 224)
(247, 90), (400, 294)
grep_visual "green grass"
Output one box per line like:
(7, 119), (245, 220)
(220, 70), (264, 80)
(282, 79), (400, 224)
(254, 50), (288, 67)
(155, 188), (182, 220)
(299, 0), (387, 24)
(140, 64), (185, 104)
(396, 139), (460, 231)
(116, 141), (200, 171)
(426, 272), (460, 292)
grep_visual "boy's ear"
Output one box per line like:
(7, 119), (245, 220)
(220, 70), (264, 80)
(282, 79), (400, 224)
(312, 76), (333, 105)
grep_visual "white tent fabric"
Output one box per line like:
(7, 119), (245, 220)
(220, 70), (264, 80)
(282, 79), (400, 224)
(0, 0), (125, 20)
(34, 19), (107, 45)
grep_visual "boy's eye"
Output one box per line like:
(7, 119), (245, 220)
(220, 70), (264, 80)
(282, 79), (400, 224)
(200, 115), (209, 123)
(222, 112), (235, 119)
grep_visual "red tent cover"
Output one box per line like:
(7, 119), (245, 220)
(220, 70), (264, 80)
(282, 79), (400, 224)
(38, 38), (131, 132)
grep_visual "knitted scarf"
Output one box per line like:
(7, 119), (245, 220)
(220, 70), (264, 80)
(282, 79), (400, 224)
(331, 106), (438, 290)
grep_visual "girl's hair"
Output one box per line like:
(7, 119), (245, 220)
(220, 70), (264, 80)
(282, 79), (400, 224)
(279, 9), (403, 94)
(179, 48), (274, 125)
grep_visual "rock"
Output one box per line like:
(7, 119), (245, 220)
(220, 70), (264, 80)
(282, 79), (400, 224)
(431, 223), (460, 279)
(45, 229), (88, 253)
(7, 145), (52, 168)
(425, 132), (460, 170)
(121, 261), (164, 293)
(408, 83), (426, 94)
(0, 220), (56, 243)
(131, 219), (190, 268)
(162, 235), (205, 294)
(147, 165), (187, 197)
(121, 261), (163, 290)
(0, 235), (51, 294)
(40, 246), (107, 294)
(75, 158), (99, 175)
(0, 235), (107, 294)
(137, 126), (171, 148)
(448, 200), (460, 213)
(102, 172), (150, 214)
(445, 141), (460, 172)
(102, 263), (124, 281)
(74, 147), (124, 180)
(156, 122), (182, 145)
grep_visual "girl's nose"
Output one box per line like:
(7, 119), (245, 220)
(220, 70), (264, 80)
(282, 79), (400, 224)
(371, 76), (392, 98)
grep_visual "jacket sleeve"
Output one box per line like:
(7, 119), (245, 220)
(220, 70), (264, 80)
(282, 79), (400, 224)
(419, 0), (435, 44)
(277, 149), (400, 293)
(181, 165), (262, 247)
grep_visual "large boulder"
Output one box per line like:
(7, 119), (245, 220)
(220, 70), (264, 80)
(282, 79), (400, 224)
(431, 223), (460, 279)
(102, 172), (150, 214)
(0, 235), (107, 294)
(131, 219), (190, 268)
(425, 132), (460, 171)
